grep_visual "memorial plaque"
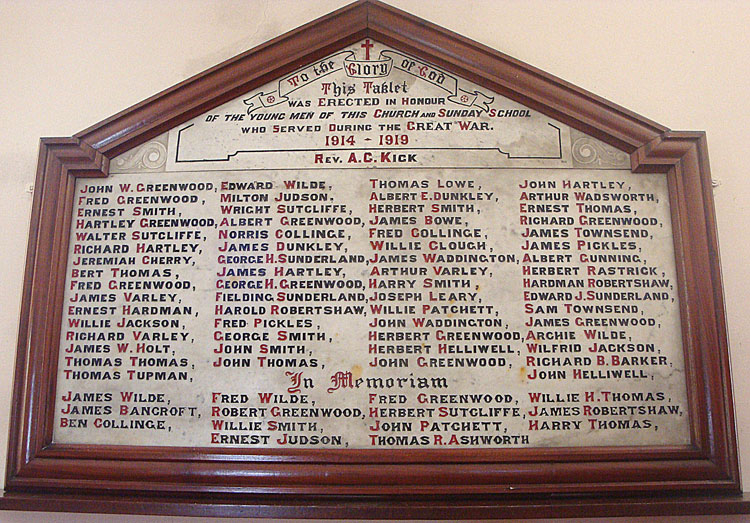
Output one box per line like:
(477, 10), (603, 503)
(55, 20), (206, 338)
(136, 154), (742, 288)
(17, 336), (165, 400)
(2, 1), (742, 518)
(56, 41), (689, 449)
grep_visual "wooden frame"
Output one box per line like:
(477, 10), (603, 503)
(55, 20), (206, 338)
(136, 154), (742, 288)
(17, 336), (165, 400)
(1, 0), (745, 517)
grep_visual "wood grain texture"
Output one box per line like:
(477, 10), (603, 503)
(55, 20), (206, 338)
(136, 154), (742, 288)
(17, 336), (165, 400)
(1, 491), (750, 519)
(3, 0), (741, 518)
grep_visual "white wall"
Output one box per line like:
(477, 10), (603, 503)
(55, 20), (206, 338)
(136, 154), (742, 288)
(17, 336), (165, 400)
(1, 1), (749, 521)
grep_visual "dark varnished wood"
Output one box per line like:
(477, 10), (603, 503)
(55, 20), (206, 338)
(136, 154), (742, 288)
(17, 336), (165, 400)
(1, 491), (750, 519)
(3, 0), (741, 518)
(366, 2), (668, 153)
(75, 1), (369, 157)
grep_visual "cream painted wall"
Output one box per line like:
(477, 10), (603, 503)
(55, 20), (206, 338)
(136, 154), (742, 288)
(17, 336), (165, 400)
(1, 1), (749, 521)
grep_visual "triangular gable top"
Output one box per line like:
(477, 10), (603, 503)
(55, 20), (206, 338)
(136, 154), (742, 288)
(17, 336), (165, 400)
(72, 0), (669, 164)
(109, 36), (632, 174)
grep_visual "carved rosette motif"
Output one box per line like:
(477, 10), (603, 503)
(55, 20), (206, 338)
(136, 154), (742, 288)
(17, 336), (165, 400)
(110, 134), (169, 173)
(570, 129), (629, 168)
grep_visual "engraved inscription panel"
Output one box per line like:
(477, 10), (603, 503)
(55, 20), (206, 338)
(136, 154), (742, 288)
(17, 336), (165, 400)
(55, 41), (688, 449)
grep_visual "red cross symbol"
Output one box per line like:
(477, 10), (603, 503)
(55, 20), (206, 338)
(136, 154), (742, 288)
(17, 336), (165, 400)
(361, 39), (374, 60)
